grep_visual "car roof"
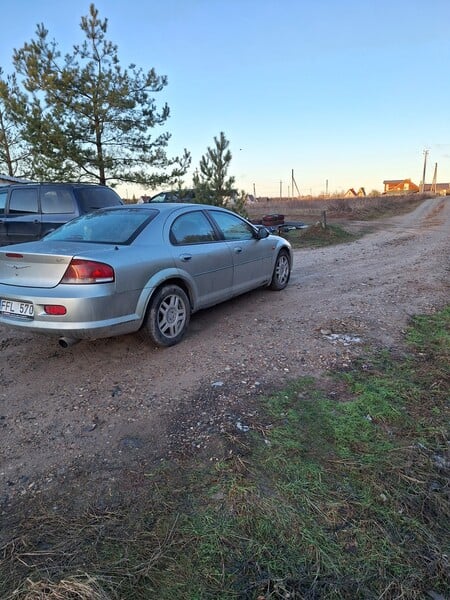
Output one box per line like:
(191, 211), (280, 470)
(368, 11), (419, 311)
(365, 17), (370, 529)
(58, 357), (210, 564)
(98, 202), (246, 218)
(1, 182), (114, 189)
(102, 203), (234, 215)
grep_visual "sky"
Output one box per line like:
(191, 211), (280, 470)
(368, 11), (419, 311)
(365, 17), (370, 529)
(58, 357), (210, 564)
(1, 0), (450, 198)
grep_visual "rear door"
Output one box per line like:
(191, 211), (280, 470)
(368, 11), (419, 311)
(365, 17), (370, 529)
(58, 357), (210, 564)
(169, 209), (234, 308)
(5, 186), (42, 244)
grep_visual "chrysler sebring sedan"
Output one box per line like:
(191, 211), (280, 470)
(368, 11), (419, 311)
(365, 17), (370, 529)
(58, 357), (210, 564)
(0, 203), (292, 348)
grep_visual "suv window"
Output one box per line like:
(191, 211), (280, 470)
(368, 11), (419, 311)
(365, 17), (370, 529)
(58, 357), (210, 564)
(75, 186), (122, 212)
(0, 188), (7, 211)
(41, 188), (75, 214)
(9, 188), (39, 214)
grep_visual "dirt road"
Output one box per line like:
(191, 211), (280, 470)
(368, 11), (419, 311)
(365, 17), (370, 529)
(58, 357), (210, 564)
(1, 197), (449, 513)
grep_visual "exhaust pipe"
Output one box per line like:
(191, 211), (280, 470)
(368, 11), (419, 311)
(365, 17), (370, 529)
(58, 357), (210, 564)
(58, 337), (80, 349)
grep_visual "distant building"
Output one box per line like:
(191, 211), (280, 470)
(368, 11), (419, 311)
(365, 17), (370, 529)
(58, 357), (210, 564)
(383, 179), (419, 194)
(383, 178), (450, 195)
(344, 187), (366, 198)
(423, 182), (450, 195)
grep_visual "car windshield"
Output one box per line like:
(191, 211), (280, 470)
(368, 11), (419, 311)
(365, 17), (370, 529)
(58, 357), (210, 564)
(45, 208), (158, 244)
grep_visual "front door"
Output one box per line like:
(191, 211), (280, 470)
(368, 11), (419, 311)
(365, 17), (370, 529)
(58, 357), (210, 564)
(207, 209), (272, 295)
(170, 209), (234, 308)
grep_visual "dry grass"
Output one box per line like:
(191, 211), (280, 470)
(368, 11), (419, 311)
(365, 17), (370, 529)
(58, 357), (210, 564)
(6, 576), (112, 600)
(247, 193), (429, 222)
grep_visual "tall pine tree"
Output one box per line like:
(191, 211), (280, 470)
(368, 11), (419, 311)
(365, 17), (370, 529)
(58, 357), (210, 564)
(0, 70), (31, 177)
(9, 4), (190, 186)
(194, 131), (236, 207)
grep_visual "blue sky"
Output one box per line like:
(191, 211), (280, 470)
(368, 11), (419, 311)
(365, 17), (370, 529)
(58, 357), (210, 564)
(1, 0), (450, 197)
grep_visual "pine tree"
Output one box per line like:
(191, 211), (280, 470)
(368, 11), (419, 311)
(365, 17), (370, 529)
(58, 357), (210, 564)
(9, 3), (190, 186)
(0, 70), (31, 177)
(194, 132), (237, 207)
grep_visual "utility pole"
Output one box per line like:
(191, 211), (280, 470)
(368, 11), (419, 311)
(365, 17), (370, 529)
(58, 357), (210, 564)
(326, 179), (329, 197)
(291, 169), (301, 197)
(420, 149), (429, 193)
(431, 162), (437, 194)
(253, 183), (256, 199)
(279, 180), (282, 201)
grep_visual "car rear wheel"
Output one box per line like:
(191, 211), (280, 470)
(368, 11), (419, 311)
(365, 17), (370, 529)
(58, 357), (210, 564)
(269, 250), (291, 290)
(145, 285), (190, 347)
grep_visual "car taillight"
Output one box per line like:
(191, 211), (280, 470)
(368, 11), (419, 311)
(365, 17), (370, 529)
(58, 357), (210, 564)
(44, 305), (67, 315)
(60, 259), (115, 284)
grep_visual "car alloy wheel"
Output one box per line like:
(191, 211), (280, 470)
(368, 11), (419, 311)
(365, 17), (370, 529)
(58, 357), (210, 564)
(146, 284), (191, 346)
(270, 250), (291, 290)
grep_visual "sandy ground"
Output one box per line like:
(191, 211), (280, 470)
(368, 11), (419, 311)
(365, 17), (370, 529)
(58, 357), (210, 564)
(0, 196), (449, 519)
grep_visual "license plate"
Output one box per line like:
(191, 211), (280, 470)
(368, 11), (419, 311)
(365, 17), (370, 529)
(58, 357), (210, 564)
(0, 298), (34, 318)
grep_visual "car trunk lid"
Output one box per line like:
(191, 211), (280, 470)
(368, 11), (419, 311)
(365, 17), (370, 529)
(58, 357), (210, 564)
(0, 250), (74, 288)
(0, 242), (115, 288)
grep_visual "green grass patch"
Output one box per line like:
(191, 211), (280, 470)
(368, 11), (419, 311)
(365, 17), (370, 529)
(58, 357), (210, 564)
(281, 223), (358, 248)
(1, 308), (449, 599)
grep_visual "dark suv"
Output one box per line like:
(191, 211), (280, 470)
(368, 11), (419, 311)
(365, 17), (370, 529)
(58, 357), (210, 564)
(0, 183), (123, 246)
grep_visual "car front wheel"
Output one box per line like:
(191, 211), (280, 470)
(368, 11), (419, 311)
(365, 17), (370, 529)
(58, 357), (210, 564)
(145, 284), (191, 347)
(269, 250), (291, 290)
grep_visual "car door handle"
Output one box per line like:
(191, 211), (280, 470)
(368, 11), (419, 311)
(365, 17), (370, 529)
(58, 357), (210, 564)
(234, 247), (243, 253)
(179, 254), (192, 261)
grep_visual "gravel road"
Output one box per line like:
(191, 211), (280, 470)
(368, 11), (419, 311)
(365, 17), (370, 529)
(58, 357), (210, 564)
(0, 196), (449, 513)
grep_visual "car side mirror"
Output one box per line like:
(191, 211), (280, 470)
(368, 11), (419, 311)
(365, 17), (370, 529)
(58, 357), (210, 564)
(254, 225), (270, 239)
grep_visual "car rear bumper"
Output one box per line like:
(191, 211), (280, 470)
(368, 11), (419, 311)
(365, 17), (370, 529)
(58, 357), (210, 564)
(0, 283), (143, 339)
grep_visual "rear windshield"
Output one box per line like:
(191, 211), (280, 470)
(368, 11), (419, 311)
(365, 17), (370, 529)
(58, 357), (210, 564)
(75, 186), (123, 212)
(45, 208), (158, 245)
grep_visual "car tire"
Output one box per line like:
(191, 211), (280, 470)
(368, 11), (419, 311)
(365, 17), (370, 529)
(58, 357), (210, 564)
(269, 250), (291, 291)
(145, 284), (191, 347)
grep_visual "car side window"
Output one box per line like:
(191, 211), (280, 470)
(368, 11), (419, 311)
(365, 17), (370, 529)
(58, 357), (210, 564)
(171, 211), (217, 245)
(0, 189), (7, 212)
(8, 188), (39, 214)
(41, 189), (75, 214)
(150, 193), (168, 203)
(209, 211), (254, 241)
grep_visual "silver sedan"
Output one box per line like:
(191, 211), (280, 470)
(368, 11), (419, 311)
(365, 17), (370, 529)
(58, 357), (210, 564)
(0, 203), (292, 348)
